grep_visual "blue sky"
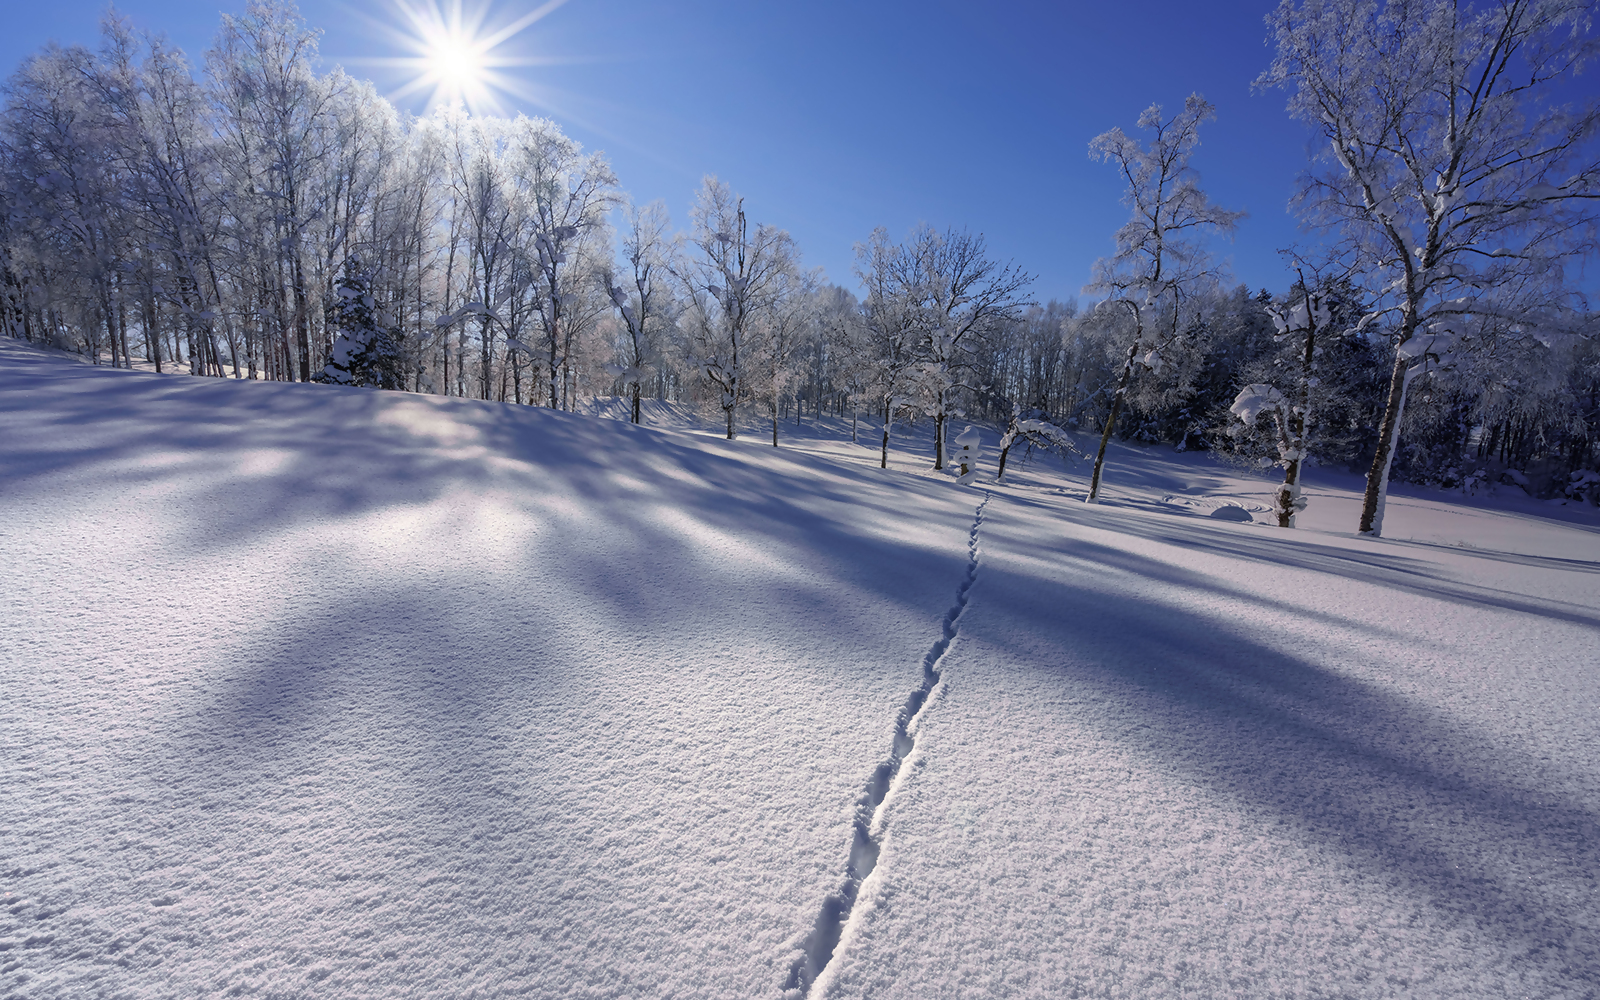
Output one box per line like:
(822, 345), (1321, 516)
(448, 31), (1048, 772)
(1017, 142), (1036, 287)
(2, 1), (1328, 302)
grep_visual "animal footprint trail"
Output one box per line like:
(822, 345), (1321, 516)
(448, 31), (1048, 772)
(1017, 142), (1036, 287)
(785, 490), (991, 997)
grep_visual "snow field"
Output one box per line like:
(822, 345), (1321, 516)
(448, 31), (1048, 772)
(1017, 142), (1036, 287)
(0, 342), (976, 998)
(4, 338), (1600, 998)
(789, 492), (992, 997)
(819, 483), (1600, 999)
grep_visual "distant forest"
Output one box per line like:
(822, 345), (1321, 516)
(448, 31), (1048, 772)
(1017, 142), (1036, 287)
(3, 0), (1597, 510)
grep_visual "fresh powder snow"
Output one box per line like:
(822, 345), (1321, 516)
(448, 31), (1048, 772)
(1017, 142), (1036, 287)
(3, 339), (1598, 999)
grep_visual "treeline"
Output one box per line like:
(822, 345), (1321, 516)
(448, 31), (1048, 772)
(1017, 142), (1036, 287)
(2, 1), (1596, 503)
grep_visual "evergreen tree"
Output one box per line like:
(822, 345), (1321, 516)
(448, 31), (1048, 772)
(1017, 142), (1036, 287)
(318, 254), (401, 388)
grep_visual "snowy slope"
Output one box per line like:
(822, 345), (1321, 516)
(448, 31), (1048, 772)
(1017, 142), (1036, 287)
(5, 339), (1599, 999)
(820, 483), (1600, 999)
(0, 341), (976, 998)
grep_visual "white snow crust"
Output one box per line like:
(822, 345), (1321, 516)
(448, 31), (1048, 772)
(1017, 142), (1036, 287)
(4, 339), (1598, 998)
(0, 342), (972, 998)
(819, 485), (1600, 999)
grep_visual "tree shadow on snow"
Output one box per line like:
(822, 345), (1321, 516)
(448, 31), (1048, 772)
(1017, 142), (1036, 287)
(1014, 491), (1600, 629)
(969, 501), (1600, 986)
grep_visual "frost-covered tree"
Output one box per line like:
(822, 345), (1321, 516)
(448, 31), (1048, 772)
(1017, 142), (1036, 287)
(309, 72), (401, 381)
(444, 114), (517, 401)
(97, 15), (244, 377)
(680, 178), (799, 440)
(975, 300), (1082, 427)
(517, 117), (617, 409)
(1085, 95), (1244, 502)
(750, 266), (819, 446)
(2, 41), (134, 367)
(1259, 0), (1600, 535)
(208, 0), (333, 382)
(1230, 265), (1340, 527)
(856, 226), (1031, 470)
(856, 230), (926, 468)
(605, 200), (675, 423)
(816, 285), (872, 440)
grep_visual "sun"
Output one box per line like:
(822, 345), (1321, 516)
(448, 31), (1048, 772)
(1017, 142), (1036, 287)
(422, 32), (487, 105)
(428, 37), (480, 89)
(362, 0), (567, 116)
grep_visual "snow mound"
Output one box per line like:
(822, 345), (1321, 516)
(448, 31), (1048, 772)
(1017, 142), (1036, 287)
(1208, 503), (1255, 521)
(1159, 492), (1275, 516)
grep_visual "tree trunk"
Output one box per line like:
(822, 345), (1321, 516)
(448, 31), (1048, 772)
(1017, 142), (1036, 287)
(481, 316), (494, 400)
(880, 397), (892, 468)
(292, 256), (311, 383)
(997, 416), (1020, 481)
(113, 287), (130, 368)
(100, 285), (119, 368)
(1087, 389), (1124, 503)
(143, 286), (161, 373)
(1278, 320), (1316, 528)
(1088, 334), (1142, 503)
(1359, 349), (1414, 537)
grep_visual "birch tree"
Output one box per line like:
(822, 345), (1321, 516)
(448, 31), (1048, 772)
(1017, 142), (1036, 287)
(681, 178), (798, 440)
(2, 45), (130, 367)
(517, 117), (617, 409)
(1085, 94), (1244, 502)
(446, 115), (515, 400)
(605, 200), (674, 423)
(208, 0), (333, 382)
(98, 19), (235, 376)
(1259, 0), (1600, 535)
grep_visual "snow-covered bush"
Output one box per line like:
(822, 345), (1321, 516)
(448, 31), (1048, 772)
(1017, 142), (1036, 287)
(1568, 470), (1600, 505)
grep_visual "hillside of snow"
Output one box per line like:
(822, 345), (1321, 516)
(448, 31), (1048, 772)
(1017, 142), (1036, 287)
(3, 339), (1598, 999)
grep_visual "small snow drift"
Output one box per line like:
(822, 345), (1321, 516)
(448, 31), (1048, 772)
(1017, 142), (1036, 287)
(1209, 504), (1254, 522)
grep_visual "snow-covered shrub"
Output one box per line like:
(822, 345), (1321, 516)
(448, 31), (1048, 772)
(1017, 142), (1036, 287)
(1567, 470), (1600, 505)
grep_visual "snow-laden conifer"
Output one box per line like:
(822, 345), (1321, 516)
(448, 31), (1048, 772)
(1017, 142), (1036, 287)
(317, 254), (401, 388)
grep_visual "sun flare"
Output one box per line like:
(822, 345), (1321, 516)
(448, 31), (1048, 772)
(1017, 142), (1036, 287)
(368, 0), (565, 115)
(426, 35), (484, 92)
